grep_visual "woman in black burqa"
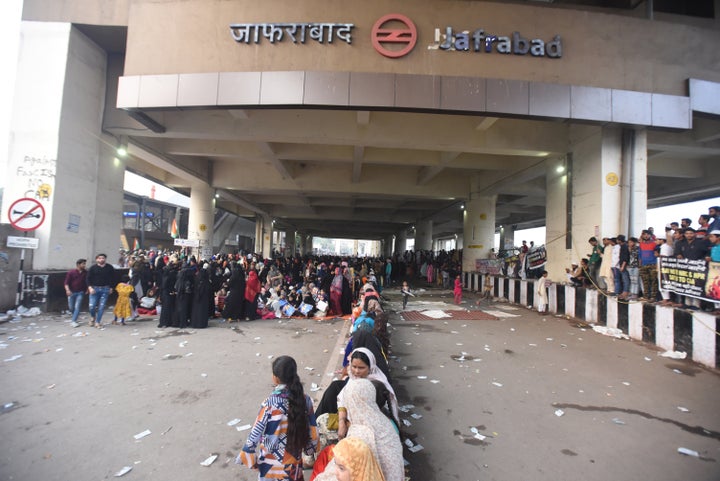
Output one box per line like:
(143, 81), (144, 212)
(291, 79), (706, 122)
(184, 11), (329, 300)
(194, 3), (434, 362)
(190, 263), (212, 328)
(222, 261), (246, 321)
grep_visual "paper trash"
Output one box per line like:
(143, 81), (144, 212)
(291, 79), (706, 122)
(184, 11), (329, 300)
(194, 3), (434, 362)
(408, 444), (424, 453)
(660, 350), (687, 360)
(554, 409), (565, 417)
(236, 424), (252, 432)
(227, 418), (242, 427)
(677, 447), (699, 457)
(200, 454), (218, 466)
(114, 466), (133, 477)
(134, 429), (151, 440)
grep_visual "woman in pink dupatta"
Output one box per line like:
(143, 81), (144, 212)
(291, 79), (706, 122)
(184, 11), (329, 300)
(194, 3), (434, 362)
(426, 262), (434, 284)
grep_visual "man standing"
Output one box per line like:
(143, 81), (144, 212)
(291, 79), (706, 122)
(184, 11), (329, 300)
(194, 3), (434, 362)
(708, 206), (720, 233)
(87, 253), (115, 328)
(674, 228), (709, 260)
(638, 230), (658, 301)
(616, 235), (630, 300)
(64, 259), (87, 328)
(587, 237), (602, 288)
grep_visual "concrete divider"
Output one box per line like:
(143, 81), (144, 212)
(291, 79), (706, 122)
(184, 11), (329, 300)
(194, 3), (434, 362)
(463, 272), (719, 369)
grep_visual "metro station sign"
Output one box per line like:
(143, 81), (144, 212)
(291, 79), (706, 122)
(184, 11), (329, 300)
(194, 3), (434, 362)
(228, 13), (562, 59)
(433, 28), (562, 58)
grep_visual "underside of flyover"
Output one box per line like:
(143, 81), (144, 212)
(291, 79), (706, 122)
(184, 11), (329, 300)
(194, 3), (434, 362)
(85, 24), (720, 242)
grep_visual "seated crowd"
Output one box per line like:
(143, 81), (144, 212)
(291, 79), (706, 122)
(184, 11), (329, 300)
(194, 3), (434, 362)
(216, 256), (403, 480)
(112, 248), (462, 329)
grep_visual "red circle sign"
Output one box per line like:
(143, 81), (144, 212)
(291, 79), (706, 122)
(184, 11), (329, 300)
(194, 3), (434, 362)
(371, 14), (417, 58)
(8, 197), (46, 232)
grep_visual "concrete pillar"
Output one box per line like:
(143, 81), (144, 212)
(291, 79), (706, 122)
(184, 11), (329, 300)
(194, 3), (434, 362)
(305, 235), (314, 255)
(263, 216), (273, 259)
(292, 232), (307, 255)
(546, 125), (648, 281)
(545, 154), (572, 281)
(353, 239), (359, 257)
(188, 182), (214, 260)
(0, 23), (122, 269)
(499, 225), (515, 251)
(462, 195), (497, 274)
(384, 235), (394, 258)
(254, 216), (263, 254)
(396, 229), (407, 255)
(415, 220), (433, 251)
(620, 128), (647, 237)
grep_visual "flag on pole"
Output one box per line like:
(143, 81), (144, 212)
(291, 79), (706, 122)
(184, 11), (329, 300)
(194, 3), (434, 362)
(132, 238), (140, 251)
(171, 218), (178, 238)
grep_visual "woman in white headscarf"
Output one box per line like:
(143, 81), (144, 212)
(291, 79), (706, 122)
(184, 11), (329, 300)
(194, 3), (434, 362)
(314, 379), (402, 481)
(337, 347), (399, 438)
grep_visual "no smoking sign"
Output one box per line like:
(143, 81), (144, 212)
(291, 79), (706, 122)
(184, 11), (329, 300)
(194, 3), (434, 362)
(8, 197), (46, 232)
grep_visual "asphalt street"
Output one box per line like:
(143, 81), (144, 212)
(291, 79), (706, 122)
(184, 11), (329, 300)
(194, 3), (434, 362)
(1, 287), (719, 481)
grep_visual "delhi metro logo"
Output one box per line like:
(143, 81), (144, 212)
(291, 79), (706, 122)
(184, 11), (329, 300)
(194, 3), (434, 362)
(371, 14), (417, 58)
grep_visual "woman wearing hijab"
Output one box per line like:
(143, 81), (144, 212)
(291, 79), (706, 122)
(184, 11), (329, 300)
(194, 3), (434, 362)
(339, 380), (403, 481)
(245, 269), (262, 320)
(329, 267), (344, 316)
(337, 348), (399, 438)
(157, 256), (178, 328)
(190, 263), (211, 328)
(315, 331), (390, 418)
(222, 262), (246, 321)
(340, 267), (353, 315)
(315, 436), (386, 481)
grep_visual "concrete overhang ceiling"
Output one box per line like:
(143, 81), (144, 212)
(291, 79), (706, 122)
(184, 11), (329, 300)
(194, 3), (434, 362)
(110, 106), (720, 239)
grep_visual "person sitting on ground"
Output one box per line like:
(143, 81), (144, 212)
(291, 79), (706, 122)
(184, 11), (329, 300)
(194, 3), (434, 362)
(337, 348), (399, 438)
(361, 286), (383, 315)
(314, 379), (403, 481)
(320, 437), (387, 481)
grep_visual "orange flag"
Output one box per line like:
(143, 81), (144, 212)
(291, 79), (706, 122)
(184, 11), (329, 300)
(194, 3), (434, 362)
(171, 218), (178, 238)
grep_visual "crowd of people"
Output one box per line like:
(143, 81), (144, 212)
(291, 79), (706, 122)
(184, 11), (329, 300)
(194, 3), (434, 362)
(63, 248), (463, 330)
(235, 266), (403, 481)
(63, 247), (426, 480)
(572, 206), (720, 312)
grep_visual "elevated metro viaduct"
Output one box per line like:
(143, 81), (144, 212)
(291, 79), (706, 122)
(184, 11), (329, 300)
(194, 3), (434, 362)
(2, 0), (720, 288)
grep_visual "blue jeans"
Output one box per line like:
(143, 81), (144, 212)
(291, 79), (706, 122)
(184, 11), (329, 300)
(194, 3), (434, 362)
(88, 286), (111, 324)
(620, 269), (631, 294)
(612, 267), (622, 295)
(67, 292), (84, 322)
(627, 267), (640, 296)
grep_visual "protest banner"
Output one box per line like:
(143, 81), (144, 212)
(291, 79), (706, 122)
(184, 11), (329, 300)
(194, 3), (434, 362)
(659, 257), (720, 302)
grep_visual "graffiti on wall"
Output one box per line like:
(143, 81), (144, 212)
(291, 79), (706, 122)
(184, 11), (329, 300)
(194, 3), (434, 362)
(16, 155), (56, 202)
(23, 274), (49, 307)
